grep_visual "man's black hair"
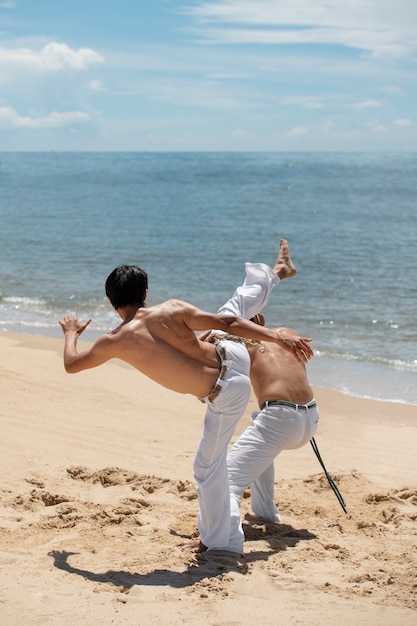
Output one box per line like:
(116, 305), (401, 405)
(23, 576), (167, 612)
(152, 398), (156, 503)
(105, 265), (148, 310)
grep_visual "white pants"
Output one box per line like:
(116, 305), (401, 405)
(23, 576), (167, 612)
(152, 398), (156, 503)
(220, 262), (319, 554)
(193, 262), (276, 553)
(193, 339), (251, 552)
(227, 402), (319, 554)
(217, 262), (280, 320)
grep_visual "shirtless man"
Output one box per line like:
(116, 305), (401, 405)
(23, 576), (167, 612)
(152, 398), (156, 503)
(59, 264), (313, 555)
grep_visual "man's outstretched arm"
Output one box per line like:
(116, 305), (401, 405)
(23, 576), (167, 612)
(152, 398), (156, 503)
(59, 316), (113, 373)
(183, 305), (313, 363)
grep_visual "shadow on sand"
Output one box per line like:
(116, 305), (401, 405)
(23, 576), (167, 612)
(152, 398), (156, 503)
(48, 521), (316, 589)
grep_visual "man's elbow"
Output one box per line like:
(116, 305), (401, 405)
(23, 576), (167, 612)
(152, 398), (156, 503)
(220, 315), (240, 331)
(63, 361), (81, 374)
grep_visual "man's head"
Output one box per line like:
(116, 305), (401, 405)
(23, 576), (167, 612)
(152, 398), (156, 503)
(105, 265), (148, 310)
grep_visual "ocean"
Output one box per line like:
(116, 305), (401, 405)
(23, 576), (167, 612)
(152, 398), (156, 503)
(1, 151), (416, 405)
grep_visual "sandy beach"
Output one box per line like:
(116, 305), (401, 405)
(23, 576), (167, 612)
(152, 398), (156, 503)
(1, 329), (416, 625)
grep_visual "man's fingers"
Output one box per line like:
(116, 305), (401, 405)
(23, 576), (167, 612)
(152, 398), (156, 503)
(295, 339), (314, 362)
(58, 316), (91, 335)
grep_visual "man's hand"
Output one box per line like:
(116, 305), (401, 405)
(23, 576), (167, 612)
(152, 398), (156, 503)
(59, 315), (91, 337)
(276, 329), (313, 363)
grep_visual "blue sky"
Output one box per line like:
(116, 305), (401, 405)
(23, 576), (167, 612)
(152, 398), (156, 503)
(0, 0), (416, 151)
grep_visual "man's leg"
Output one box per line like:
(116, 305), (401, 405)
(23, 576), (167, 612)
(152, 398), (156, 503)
(194, 253), (277, 553)
(228, 459), (280, 555)
(250, 462), (281, 522)
(243, 405), (319, 522)
(217, 239), (295, 319)
(217, 262), (280, 319)
(227, 409), (292, 551)
(227, 403), (317, 548)
(193, 340), (251, 553)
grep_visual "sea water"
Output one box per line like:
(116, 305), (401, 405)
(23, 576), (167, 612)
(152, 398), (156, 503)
(0, 152), (416, 405)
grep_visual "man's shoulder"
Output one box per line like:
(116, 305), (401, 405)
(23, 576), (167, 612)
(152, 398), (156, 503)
(152, 299), (195, 312)
(163, 298), (192, 306)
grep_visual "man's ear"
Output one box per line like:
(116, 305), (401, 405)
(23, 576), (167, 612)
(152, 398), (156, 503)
(143, 289), (148, 302)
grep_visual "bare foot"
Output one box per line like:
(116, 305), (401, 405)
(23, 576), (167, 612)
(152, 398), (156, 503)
(178, 539), (207, 553)
(273, 238), (296, 280)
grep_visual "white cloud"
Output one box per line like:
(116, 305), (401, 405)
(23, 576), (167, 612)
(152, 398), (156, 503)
(187, 0), (417, 60)
(367, 118), (413, 133)
(380, 85), (404, 95)
(368, 121), (389, 133)
(0, 1), (16, 8)
(0, 106), (90, 129)
(89, 79), (105, 92)
(352, 100), (382, 109)
(283, 95), (325, 109)
(188, 0), (415, 29)
(206, 73), (248, 79)
(106, 76), (255, 111)
(393, 118), (412, 127)
(282, 95), (385, 112)
(0, 42), (104, 73)
(231, 128), (248, 138)
(288, 126), (309, 137)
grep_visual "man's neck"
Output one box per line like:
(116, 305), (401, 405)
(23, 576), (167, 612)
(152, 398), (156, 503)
(118, 304), (144, 323)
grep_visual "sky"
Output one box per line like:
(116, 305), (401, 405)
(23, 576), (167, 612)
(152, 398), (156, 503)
(0, 0), (416, 151)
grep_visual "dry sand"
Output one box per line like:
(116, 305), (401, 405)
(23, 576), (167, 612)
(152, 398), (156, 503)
(0, 330), (416, 625)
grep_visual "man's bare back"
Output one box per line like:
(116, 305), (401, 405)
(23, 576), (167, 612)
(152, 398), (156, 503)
(93, 301), (223, 396)
(249, 327), (314, 408)
(60, 291), (313, 398)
